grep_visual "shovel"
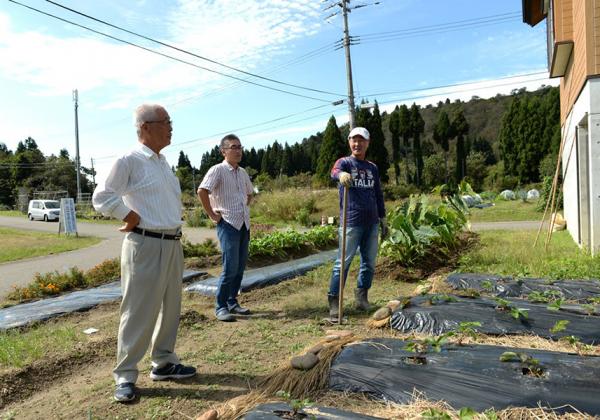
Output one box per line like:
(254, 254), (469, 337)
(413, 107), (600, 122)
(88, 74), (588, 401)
(338, 185), (349, 325)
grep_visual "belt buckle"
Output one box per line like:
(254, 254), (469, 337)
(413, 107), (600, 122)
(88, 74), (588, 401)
(174, 231), (182, 240)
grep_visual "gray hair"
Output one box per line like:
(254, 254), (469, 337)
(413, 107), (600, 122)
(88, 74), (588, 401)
(220, 134), (240, 150)
(134, 104), (163, 136)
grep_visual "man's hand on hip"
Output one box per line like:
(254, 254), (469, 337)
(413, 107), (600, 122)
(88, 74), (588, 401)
(209, 211), (222, 224)
(120, 210), (140, 232)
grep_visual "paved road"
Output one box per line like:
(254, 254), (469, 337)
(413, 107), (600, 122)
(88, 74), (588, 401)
(0, 215), (216, 299)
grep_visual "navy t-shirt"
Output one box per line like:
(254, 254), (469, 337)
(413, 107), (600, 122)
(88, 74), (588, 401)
(331, 156), (385, 227)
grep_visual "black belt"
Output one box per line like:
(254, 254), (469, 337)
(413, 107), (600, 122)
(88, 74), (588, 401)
(132, 227), (182, 240)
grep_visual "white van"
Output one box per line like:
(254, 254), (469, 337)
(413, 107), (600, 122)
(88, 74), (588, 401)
(28, 200), (60, 221)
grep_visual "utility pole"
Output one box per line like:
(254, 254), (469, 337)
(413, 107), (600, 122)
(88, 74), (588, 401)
(90, 157), (96, 188)
(325, 1), (380, 129)
(341, 0), (356, 129)
(73, 89), (81, 201)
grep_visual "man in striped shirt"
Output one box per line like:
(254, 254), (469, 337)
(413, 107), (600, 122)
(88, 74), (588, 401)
(198, 134), (254, 322)
(93, 104), (196, 403)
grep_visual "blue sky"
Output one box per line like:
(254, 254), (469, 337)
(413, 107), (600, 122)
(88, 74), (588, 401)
(0, 0), (554, 183)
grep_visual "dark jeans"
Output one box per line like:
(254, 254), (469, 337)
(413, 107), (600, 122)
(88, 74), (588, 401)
(216, 220), (250, 312)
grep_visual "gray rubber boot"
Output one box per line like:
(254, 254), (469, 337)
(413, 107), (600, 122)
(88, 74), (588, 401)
(354, 288), (370, 311)
(328, 295), (339, 319)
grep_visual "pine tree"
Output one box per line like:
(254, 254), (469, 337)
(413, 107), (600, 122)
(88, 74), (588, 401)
(315, 116), (345, 183)
(410, 103), (425, 187)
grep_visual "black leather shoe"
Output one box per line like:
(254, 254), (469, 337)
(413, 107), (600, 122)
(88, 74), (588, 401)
(114, 382), (136, 402)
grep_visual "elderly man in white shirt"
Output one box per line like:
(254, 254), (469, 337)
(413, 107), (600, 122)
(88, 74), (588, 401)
(93, 104), (196, 403)
(198, 134), (254, 322)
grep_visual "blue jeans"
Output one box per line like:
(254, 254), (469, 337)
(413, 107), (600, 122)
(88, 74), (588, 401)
(216, 220), (250, 312)
(328, 222), (379, 296)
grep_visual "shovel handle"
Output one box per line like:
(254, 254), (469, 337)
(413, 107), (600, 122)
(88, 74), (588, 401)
(338, 185), (348, 324)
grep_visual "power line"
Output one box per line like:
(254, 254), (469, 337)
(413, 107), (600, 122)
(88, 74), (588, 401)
(44, 0), (344, 98)
(361, 71), (548, 97)
(358, 11), (520, 39)
(173, 102), (342, 148)
(7, 0), (340, 103)
(356, 16), (521, 45)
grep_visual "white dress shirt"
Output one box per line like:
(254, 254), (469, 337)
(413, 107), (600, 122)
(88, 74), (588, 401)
(199, 161), (253, 230)
(93, 144), (182, 230)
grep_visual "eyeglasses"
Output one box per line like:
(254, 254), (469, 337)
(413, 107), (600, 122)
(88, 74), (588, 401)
(223, 145), (243, 150)
(145, 118), (172, 126)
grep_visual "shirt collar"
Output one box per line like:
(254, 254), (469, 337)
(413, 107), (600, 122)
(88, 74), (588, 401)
(138, 144), (164, 161)
(222, 160), (238, 171)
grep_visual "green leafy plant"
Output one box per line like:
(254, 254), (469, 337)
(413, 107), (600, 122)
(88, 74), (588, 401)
(461, 288), (480, 298)
(182, 238), (219, 258)
(547, 299), (564, 311)
(550, 320), (569, 334)
(499, 351), (544, 377)
(421, 408), (451, 420)
(380, 186), (469, 267)
(493, 297), (512, 311)
(510, 306), (529, 320)
(458, 407), (477, 420)
(275, 390), (314, 418)
(528, 290), (562, 303)
(428, 294), (458, 305)
(454, 321), (482, 345)
(481, 280), (494, 292)
(560, 335), (580, 346)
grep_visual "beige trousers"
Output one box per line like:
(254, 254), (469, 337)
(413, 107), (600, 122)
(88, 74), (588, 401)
(113, 229), (183, 384)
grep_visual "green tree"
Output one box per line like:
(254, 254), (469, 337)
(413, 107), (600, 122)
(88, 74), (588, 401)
(410, 103), (425, 187)
(365, 103), (390, 183)
(423, 153), (446, 188)
(0, 143), (15, 207)
(398, 104), (412, 184)
(388, 105), (401, 184)
(451, 108), (469, 182)
(315, 116), (345, 183)
(433, 111), (453, 183)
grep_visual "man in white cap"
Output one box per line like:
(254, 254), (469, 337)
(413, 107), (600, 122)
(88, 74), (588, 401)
(327, 126), (387, 319)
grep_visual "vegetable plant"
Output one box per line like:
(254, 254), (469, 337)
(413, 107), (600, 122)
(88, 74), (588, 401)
(547, 299), (564, 311)
(499, 351), (544, 377)
(550, 320), (569, 334)
(454, 321), (482, 345)
(275, 390), (314, 419)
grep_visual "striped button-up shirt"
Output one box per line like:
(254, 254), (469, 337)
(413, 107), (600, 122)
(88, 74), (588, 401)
(92, 144), (182, 230)
(199, 161), (253, 230)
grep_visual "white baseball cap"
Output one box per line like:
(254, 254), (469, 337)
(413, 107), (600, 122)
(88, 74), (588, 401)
(348, 127), (370, 141)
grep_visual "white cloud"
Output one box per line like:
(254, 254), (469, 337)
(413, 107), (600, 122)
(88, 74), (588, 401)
(0, 1), (324, 109)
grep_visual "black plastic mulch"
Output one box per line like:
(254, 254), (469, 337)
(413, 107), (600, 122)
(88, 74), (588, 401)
(447, 273), (600, 302)
(241, 402), (383, 419)
(389, 295), (600, 344)
(0, 270), (205, 330)
(329, 338), (600, 414)
(185, 250), (336, 296)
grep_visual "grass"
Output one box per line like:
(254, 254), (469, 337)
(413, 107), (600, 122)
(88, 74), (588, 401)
(458, 230), (600, 279)
(0, 227), (101, 263)
(0, 210), (22, 217)
(468, 199), (542, 223)
(0, 325), (79, 369)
